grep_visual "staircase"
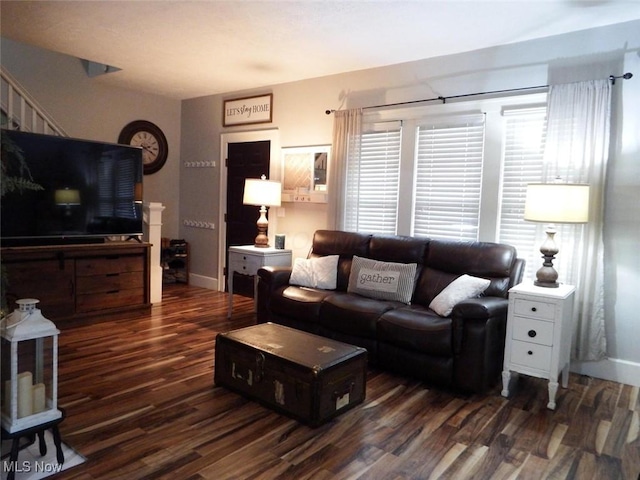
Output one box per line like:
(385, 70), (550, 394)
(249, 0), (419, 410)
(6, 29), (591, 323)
(0, 66), (66, 135)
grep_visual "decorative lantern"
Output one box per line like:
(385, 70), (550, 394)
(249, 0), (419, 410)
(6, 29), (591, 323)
(1, 299), (61, 433)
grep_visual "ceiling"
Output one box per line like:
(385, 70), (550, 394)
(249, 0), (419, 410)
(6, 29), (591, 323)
(2, 1), (640, 100)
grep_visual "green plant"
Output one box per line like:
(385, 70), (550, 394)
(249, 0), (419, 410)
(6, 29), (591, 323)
(1, 129), (44, 316)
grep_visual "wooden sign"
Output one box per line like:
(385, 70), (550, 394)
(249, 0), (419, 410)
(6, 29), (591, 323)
(223, 94), (273, 127)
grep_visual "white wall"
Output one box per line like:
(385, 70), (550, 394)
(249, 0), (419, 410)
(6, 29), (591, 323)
(0, 37), (183, 239)
(182, 20), (640, 385)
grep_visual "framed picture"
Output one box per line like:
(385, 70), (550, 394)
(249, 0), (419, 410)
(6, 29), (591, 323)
(223, 94), (273, 127)
(281, 145), (330, 203)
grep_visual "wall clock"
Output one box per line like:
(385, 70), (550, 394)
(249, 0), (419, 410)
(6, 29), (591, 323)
(118, 120), (168, 175)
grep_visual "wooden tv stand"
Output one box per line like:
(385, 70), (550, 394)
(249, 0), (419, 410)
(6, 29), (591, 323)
(1, 242), (151, 322)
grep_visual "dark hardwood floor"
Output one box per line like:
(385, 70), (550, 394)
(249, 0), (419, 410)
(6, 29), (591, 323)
(43, 285), (640, 478)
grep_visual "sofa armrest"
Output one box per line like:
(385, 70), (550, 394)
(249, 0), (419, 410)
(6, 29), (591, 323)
(452, 296), (508, 320)
(256, 266), (292, 323)
(451, 297), (509, 393)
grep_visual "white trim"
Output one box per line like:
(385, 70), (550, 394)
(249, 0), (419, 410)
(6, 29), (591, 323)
(218, 129), (281, 292)
(189, 273), (218, 291)
(571, 358), (640, 387)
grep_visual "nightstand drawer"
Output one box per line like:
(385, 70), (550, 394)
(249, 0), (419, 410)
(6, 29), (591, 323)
(512, 317), (554, 346)
(510, 340), (552, 371)
(230, 254), (263, 275)
(513, 298), (555, 320)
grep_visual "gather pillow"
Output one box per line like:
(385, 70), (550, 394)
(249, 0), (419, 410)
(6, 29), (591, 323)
(347, 255), (417, 304)
(429, 274), (491, 317)
(289, 255), (339, 290)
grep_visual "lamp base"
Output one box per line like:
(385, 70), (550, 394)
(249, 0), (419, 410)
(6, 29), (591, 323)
(254, 206), (270, 248)
(254, 233), (269, 248)
(534, 253), (560, 288)
(534, 226), (560, 288)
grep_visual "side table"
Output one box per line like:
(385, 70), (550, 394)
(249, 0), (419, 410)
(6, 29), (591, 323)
(501, 282), (576, 409)
(1, 408), (66, 480)
(227, 245), (292, 318)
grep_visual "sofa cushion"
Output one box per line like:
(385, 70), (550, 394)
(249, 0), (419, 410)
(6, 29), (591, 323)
(311, 230), (372, 291)
(289, 255), (339, 290)
(378, 306), (453, 357)
(319, 292), (399, 339)
(347, 255), (417, 304)
(270, 285), (333, 324)
(429, 274), (491, 317)
(368, 234), (428, 264)
(413, 239), (518, 306)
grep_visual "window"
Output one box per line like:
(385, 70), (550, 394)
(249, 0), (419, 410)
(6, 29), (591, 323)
(498, 107), (547, 279)
(414, 115), (485, 241)
(344, 122), (401, 234)
(341, 94), (548, 251)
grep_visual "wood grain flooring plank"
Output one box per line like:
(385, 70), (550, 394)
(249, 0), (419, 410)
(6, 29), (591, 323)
(46, 285), (639, 480)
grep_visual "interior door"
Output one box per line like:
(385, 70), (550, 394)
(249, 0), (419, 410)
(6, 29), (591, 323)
(225, 140), (271, 294)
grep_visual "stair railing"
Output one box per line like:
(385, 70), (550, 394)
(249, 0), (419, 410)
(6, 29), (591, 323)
(1, 66), (67, 136)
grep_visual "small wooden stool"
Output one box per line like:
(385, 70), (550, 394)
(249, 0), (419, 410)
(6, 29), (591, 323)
(1, 409), (65, 480)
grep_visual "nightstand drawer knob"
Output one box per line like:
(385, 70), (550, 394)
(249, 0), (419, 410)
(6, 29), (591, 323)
(531, 307), (537, 312)
(528, 350), (533, 355)
(528, 330), (537, 338)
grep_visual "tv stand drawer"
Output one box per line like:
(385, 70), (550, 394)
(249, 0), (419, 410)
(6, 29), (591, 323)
(76, 255), (143, 276)
(76, 271), (145, 295)
(77, 288), (145, 313)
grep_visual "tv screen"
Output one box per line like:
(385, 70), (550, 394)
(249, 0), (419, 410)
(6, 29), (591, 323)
(1, 129), (144, 246)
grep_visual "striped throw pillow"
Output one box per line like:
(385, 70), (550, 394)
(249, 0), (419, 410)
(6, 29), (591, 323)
(347, 255), (417, 304)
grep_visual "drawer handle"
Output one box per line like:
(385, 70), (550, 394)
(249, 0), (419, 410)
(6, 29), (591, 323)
(528, 330), (537, 338)
(531, 307), (537, 312)
(527, 350), (533, 355)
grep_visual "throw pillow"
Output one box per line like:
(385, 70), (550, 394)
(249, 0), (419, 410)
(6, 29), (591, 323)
(347, 255), (417, 304)
(289, 255), (339, 290)
(429, 274), (491, 317)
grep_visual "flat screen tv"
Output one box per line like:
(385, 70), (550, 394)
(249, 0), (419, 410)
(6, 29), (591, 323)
(1, 129), (144, 246)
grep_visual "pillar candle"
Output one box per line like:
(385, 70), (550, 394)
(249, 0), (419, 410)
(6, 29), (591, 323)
(18, 371), (33, 418)
(33, 383), (46, 413)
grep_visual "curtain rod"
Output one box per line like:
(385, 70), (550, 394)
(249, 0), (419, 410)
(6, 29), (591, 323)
(324, 72), (633, 115)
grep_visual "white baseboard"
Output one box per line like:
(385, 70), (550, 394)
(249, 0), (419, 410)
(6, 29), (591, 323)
(188, 273), (218, 291)
(571, 357), (640, 387)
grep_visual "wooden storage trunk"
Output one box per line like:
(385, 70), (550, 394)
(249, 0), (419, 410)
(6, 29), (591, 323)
(214, 323), (367, 427)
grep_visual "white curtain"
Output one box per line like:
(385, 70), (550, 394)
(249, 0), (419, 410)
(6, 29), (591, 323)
(328, 108), (362, 229)
(543, 79), (612, 361)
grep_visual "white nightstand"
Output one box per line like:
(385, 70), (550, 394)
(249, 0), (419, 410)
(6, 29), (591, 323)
(227, 245), (292, 318)
(501, 281), (576, 409)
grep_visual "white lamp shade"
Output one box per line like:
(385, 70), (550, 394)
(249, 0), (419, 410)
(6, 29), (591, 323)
(524, 183), (590, 224)
(54, 188), (80, 205)
(243, 177), (281, 207)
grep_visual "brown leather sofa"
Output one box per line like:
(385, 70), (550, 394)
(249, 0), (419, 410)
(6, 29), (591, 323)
(257, 230), (524, 393)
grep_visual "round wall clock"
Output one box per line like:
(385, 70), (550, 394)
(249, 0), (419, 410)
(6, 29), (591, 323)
(118, 120), (168, 175)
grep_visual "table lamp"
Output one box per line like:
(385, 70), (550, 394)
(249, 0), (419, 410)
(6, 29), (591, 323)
(524, 183), (590, 287)
(243, 175), (281, 248)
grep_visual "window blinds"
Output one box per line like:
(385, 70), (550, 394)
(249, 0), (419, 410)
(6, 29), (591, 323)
(344, 122), (401, 234)
(413, 115), (485, 241)
(498, 107), (547, 278)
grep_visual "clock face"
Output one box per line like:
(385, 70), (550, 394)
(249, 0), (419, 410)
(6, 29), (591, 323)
(118, 120), (168, 175)
(130, 131), (160, 165)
